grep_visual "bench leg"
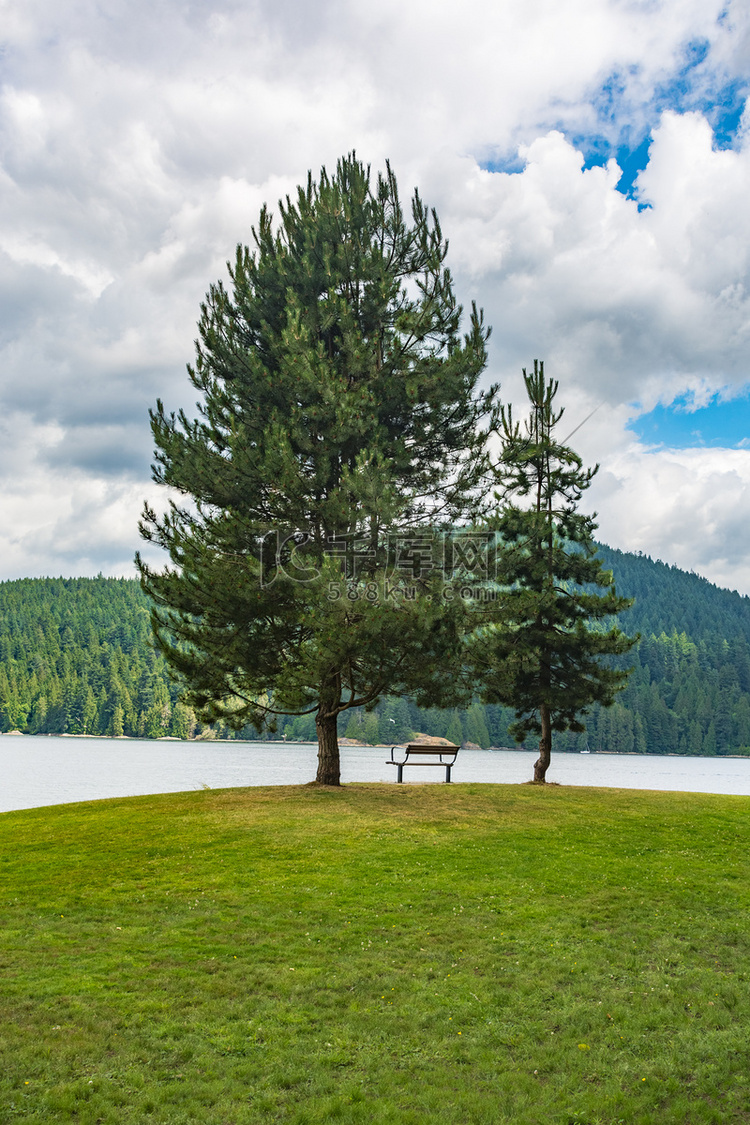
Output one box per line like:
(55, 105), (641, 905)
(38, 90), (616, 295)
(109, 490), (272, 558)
(397, 763), (404, 784)
(445, 764), (452, 783)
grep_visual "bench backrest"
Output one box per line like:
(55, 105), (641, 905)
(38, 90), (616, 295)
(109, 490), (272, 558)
(404, 742), (459, 757)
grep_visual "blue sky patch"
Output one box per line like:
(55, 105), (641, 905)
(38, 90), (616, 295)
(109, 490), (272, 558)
(660, 37), (710, 103)
(613, 136), (652, 198)
(478, 29), (746, 196)
(566, 36), (746, 203)
(577, 132), (652, 202)
(577, 40), (746, 199)
(630, 391), (750, 449)
(712, 80), (747, 148)
(478, 152), (526, 175)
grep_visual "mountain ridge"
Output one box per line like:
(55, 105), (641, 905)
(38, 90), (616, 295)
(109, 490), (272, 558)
(1, 545), (748, 755)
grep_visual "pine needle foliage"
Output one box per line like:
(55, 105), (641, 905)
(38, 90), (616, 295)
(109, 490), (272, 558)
(136, 155), (496, 784)
(474, 362), (637, 781)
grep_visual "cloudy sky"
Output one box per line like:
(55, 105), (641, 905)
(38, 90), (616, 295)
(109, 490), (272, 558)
(1, 0), (749, 592)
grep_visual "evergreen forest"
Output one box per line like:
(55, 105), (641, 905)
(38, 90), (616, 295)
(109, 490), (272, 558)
(2, 547), (750, 756)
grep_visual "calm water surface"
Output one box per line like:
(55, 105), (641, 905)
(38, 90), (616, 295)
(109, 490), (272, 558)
(2, 735), (750, 813)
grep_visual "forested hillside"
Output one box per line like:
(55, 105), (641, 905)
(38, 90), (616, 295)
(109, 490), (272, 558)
(0, 578), (193, 740)
(2, 551), (750, 754)
(565, 547), (750, 757)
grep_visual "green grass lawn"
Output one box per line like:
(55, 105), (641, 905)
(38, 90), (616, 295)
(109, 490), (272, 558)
(1, 781), (749, 1124)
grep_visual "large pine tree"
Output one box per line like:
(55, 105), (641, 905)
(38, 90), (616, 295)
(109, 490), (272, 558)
(473, 362), (637, 782)
(137, 155), (496, 784)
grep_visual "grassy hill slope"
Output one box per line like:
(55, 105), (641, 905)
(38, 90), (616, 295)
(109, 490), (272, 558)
(1, 783), (748, 1123)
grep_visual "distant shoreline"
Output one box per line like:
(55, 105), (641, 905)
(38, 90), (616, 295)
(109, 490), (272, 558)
(2, 730), (750, 759)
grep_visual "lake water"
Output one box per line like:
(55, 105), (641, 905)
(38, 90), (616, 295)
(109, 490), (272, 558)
(2, 735), (750, 813)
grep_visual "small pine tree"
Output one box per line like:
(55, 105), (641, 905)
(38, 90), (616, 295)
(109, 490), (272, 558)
(344, 712), (366, 741)
(446, 709), (464, 746)
(465, 702), (490, 748)
(362, 712), (381, 746)
(110, 704), (124, 738)
(171, 701), (197, 740)
(473, 362), (637, 782)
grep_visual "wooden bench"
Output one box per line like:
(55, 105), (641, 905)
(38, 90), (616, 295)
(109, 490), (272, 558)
(386, 742), (460, 783)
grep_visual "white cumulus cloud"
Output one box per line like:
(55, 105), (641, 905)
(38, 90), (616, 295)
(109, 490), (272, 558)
(0, 0), (748, 591)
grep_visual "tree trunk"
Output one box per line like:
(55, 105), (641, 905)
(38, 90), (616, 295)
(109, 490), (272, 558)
(315, 709), (341, 785)
(533, 702), (552, 783)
